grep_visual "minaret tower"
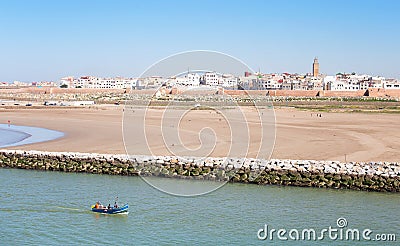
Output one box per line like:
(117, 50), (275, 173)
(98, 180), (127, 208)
(312, 57), (319, 77)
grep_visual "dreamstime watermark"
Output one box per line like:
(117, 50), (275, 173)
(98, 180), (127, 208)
(257, 217), (396, 242)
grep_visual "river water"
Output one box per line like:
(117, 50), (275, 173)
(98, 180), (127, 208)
(0, 168), (398, 245)
(0, 124), (64, 148)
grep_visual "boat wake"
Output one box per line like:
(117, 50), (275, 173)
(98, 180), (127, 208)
(0, 206), (88, 214)
(115, 211), (129, 215)
(54, 206), (87, 212)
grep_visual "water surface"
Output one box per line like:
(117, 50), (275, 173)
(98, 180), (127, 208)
(0, 124), (64, 148)
(0, 168), (398, 245)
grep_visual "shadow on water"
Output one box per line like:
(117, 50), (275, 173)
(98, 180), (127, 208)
(91, 212), (130, 220)
(1, 204), (130, 225)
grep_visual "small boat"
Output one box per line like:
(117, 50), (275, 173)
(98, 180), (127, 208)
(91, 203), (129, 214)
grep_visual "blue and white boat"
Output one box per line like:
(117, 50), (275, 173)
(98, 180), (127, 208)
(91, 203), (129, 214)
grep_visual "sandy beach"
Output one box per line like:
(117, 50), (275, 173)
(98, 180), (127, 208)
(1, 105), (399, 162)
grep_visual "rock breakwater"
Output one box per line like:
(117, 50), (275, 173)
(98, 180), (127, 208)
(1, 150), (399, 192)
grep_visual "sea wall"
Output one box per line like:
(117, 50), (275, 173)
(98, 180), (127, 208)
(1, 150), (399, 192)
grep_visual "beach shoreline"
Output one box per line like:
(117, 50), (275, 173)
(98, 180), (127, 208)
(0, 105), (399, 163)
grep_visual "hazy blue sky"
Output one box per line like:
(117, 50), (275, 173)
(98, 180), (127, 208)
(0, 0), (399, 82)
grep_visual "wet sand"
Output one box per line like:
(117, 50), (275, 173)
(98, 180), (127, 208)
(1, 105), (399, 162)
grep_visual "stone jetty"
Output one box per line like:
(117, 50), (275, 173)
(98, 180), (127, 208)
(1, 149), (399, 192)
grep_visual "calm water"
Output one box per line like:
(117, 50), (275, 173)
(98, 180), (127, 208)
(0, 168), (398, 245)
(0, 124), (64, 148)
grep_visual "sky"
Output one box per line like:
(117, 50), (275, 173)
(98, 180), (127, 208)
(0, 0), (399, 82)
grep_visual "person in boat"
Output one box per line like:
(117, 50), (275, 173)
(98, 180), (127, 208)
(114, 201), (118, 208)
(107, 204), (111, 210)
(99, 202), (106, 209)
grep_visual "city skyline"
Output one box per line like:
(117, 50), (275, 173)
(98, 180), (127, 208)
(0, 0), (399, 82)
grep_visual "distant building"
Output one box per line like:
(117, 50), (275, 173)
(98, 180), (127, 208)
(244, 71), (252, 77)
(221, 74), (238, 88)
(203, 72), (220, 86)
(55, 64), (399, 92)
(384, 78), (400, 89)
(34, 81), (57, 87)
(60, 76), (74, 88)
(327, 79), (360, 91)
(11, 81), (29, 87)
(312, 57), (319, 77)
(255, 78), (282, 90)
(237, 76), (254, 90)
(64, 76), (135, 89)
(169, 73), (200, 87)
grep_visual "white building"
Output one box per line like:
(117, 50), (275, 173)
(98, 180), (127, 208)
(221, 74), (238, 88)
(370, 76), (384, 88)
(383, 79), (400, 89)
(60, 76), (74, 88)
(359, 81), (371, 90)
(66, 76), (135, 89)
(238, 75), (257, 90)
(327, 79), (360, 91)
(254, 79), (281, 90)
(203, 72), (220, 86)
(12, 81), (30, 87)
(133, 78), (146, 89)
(145, 76), (165, 87)
(186, 73), (200, 86)
(251, 74), (282, 90)
(34, 81), (57, 87)
(323, 76), (336, 90)
(75, 76), (92, 88)
(167, 73), (200, 87)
